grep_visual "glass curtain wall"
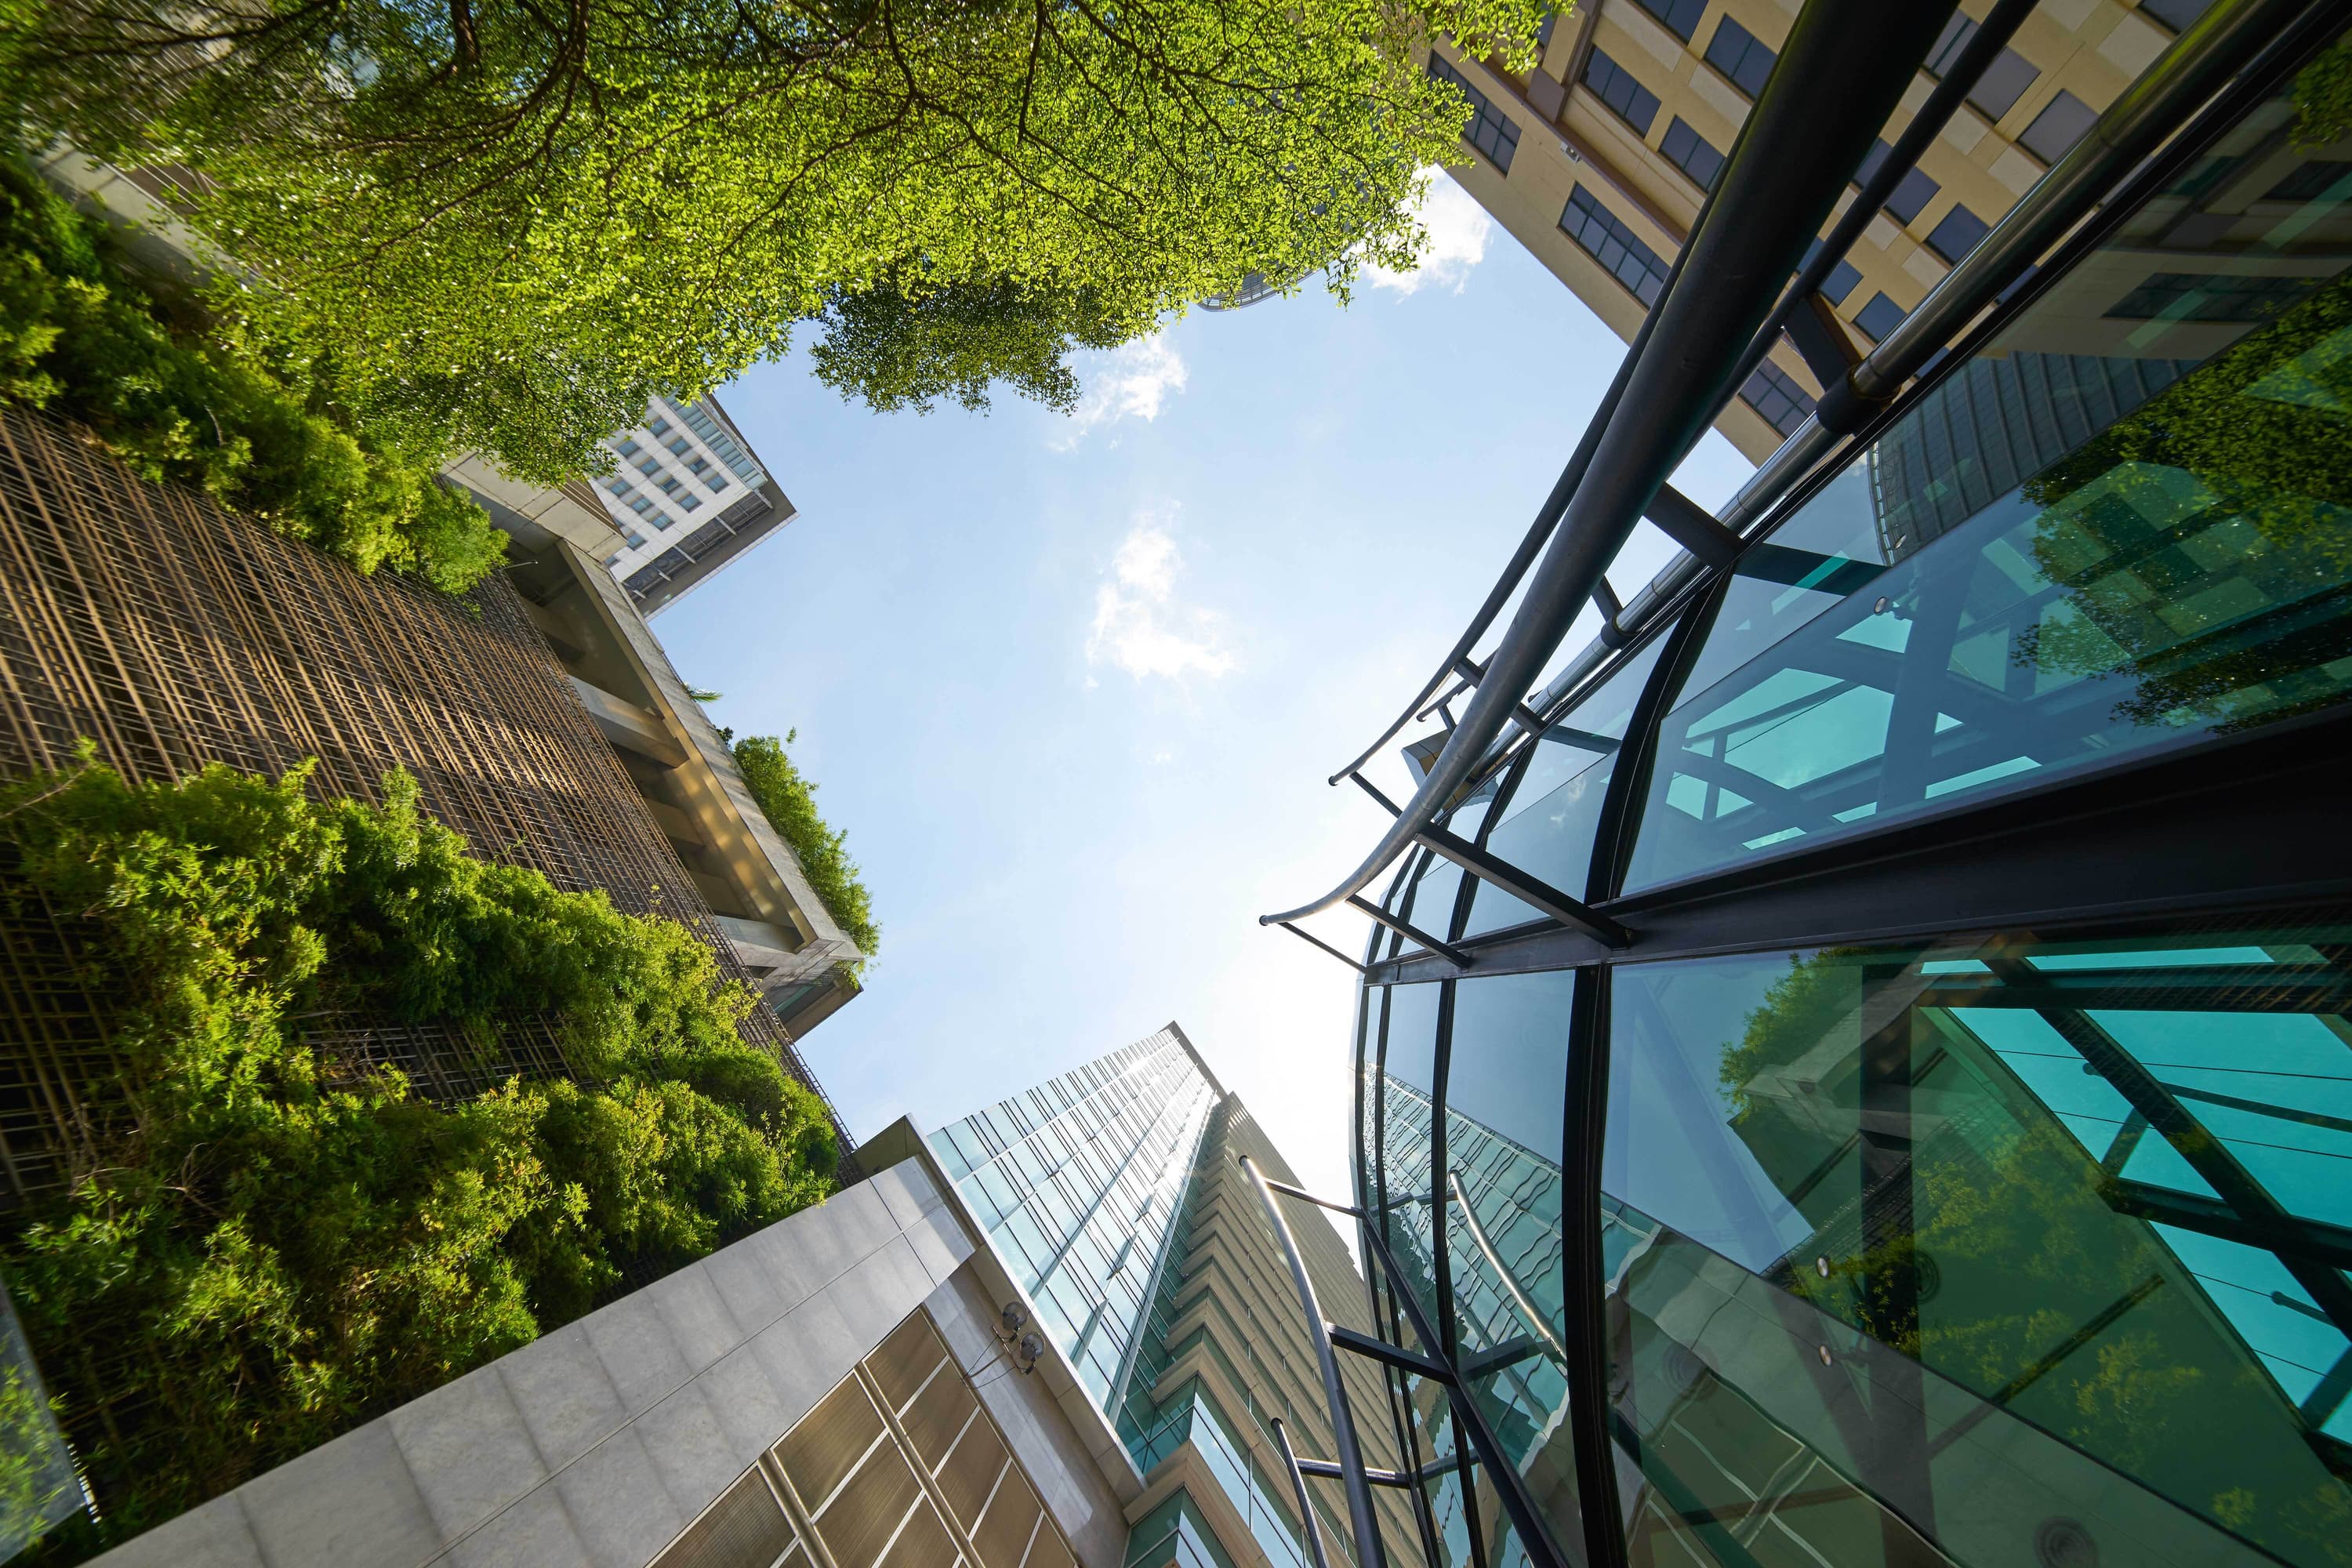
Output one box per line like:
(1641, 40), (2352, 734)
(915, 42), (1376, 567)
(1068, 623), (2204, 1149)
(933, 1028), (1216, 1406)
(1350, 28), (2352, 1568)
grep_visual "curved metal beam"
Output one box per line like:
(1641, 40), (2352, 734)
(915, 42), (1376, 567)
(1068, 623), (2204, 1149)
(1262, 0), (1958, 930)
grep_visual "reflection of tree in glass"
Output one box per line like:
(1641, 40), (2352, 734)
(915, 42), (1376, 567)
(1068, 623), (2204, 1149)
(1718, 957), (2352, 1567)
(2292, 33), (2352, 148)
(2011, 274), (2352, 733)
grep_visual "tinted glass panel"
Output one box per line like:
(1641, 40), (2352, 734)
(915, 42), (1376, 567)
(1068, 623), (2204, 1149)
(1584, 48), (1661, 137)
(2020, 87), (2097, 165)
(1630, 0), (1704, 44)
(1623, 83), (2352, 892)
(1605, 925), (2352, 1567)
(1381, 982), (1446, 1330)
(1704, 17), (1775, 98)
(1468, 636), (1665, 935)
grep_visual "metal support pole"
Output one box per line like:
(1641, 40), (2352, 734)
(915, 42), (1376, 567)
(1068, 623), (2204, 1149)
(1242, 1156), (1389, 1568)
(1348, 895), (1472, 971)
(1271, 1418), (1335, 1568)
(1279, 920), (1370, 974)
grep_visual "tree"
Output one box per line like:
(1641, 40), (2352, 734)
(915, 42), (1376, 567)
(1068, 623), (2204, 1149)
(7, 0), (1544, 480)
(808, 276), (1131, 416)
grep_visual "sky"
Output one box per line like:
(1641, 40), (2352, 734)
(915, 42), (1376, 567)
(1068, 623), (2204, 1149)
(658, 172), (1756, 1209)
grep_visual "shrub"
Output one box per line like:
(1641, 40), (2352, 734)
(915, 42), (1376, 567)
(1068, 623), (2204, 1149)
(732, 733), (879, 971)
(0, 760), (835, 1553)
(0, 153), (506, 593)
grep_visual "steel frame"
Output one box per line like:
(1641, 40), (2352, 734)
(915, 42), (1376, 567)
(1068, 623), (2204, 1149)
(1297, 3), (2352, 1566)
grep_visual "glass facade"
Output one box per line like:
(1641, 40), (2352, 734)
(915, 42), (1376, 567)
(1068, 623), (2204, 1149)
(1342, 23), (2352, 1568)
(932, 1026), (1216, 1408)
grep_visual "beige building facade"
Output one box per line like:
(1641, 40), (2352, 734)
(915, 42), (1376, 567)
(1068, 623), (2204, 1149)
(1432, 0), (2212, 461)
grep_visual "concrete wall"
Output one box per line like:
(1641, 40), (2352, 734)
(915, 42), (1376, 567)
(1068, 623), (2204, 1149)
(91, 1157), (975, 1568)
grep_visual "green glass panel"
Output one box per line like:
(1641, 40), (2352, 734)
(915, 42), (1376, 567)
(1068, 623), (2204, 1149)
(1624, 69), (2352, 891)
(1604, 924), (2352, 1567)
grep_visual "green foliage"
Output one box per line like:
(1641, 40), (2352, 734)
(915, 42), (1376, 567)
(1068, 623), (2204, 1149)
(2293, 31), (2352, 147)
(5, 0), (1548, 479)
(0, 1365), (74, 1554)
(808, 278), (1132, 416)
(0, 760), (835, 1549)
(0, 153), (506, 592)
(732, 734), (878, 970)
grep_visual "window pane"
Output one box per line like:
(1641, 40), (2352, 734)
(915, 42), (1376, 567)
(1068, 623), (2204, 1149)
(1923, 201), (1990, 264)
(1583, 48), (1661, 137)
(1965, 45), (2038, 122)
(1704, 17), (1775, 99)
(1629, 0), (1704, 44)
(1380, 982), (1445, 1332)
(1443, 969), (1577, 1552)
(2020, 88), (2098, 165)
(1605, 924), (2352, 1568)
(1623, 72), (2352, 891)
(1852, 290), (1907, 342)
(1467, 635), (1665, 935)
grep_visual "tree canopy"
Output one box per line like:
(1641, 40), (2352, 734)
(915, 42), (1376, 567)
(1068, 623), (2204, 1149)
(8, 0), (1544, 479)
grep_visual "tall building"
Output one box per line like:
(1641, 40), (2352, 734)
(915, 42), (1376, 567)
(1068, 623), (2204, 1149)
(933, 1026), (1425, 1568)
(1288, 5), (2352, 1567)
(1429, 0), (2216, 461)
(590, 394), (797, 615)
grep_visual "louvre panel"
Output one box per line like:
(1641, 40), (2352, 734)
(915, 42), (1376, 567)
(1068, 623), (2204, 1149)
(815, 1443), (921, 1568)
(776, 1377), (884, 1512)
(652, 1468), (796, 1568)
(969, 1467), (1041, 1568)
(866, 1312), (949, 1413)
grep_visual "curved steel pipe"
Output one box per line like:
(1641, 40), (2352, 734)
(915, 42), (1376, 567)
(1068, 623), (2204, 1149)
(1241, 1155), (1388, 1568)
(1270, 1418), (1334, 1568)
(1446, 1169), (1568, 1369)
(1263, 0), (1957, 930)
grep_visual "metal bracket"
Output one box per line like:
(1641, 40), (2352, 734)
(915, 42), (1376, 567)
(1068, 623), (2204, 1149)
(1347, 894), (1472, 971)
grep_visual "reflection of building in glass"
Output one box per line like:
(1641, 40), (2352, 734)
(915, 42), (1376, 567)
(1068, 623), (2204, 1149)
(1427, 0), (2223, 462)
(1330, 16), (2352, 1568)
(935, 1027), (1423, 1567)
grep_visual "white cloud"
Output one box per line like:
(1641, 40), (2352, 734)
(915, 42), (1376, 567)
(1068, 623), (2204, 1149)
(1085, 513), (1237, 682)
(1363, 169), (1494, 296)
(1051, 335), (1189, 448)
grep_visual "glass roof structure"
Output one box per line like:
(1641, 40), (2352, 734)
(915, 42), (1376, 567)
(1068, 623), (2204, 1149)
(1294, 5), (2352, 1567)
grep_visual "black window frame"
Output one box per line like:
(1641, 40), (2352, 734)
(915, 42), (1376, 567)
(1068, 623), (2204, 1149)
(1658, 117), (1726, 193)
(1703, 16), (1776, 99)
(1430, 53), (1523, 173)
(1559, 186), (1672, 308)
(1581, 48), (1662, 137)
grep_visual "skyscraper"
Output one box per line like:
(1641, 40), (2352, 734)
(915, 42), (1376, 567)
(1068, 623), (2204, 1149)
(934, 1025), (1425, 1568)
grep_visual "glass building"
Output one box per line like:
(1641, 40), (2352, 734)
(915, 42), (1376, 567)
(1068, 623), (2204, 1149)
(935, 1028), (1424, 1568)
(1302, 6), (2352, 1568)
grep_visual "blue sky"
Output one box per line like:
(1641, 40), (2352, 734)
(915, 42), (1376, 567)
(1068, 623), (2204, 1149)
(659, 174), (1755, 1205)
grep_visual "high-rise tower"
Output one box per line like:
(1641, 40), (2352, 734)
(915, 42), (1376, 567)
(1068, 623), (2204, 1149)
(935, 1025), (1423, 1568)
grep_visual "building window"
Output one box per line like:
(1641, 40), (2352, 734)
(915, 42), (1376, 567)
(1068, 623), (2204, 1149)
(1802, 238), (1864, 304)
(1629, 0), (1706, 43)
(2263, 159), (2352, 204)
(1704, 17), (1776, 99)
(2019, 89), (2096, 165)
(1739, 362), (1815, 437)
(1581, 49), (1661, 136)
(1923, 202), (1990, 264)
(1430, 54), (1523, 172)
(1537, 7), (1558, 51)
(647, 416), (673, 438)
(1926, 13), (2039, 121)
(2139, 0), (2216, 30)
(1854, 139), (1940, 223)
(1853, 291), (1908, 342)
(1559, 187), (1671, 307)
(2104, 270), (2315, 324)
(1659, 117), (1725, 192)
